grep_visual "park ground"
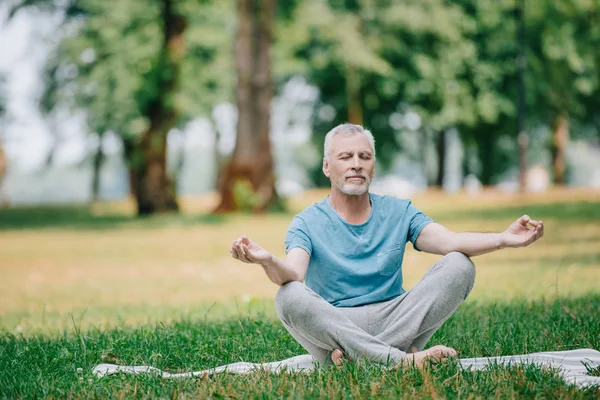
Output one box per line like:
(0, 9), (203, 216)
(1, 188), (599, 398)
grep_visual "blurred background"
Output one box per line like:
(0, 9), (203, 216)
(0, 0), (598, 212)
(0, 0), (599, 333)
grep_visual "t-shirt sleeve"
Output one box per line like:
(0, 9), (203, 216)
(407, 202), (433, 250)
(284, 216), (312, 256)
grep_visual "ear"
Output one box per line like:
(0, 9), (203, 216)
(322, 158), (330, 178)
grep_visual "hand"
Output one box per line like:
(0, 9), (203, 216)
(501, 215), (544, 248)
(230, 236), (272, 264)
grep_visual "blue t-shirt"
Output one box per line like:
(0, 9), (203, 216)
(284, 193), (433, 307)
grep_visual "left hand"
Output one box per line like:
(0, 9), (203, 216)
(501, 215), (544, 248)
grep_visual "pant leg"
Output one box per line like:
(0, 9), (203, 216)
(275, 281), (406, 366)
(372, 251), (476, 352)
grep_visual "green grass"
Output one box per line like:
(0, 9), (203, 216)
(0, 205), (229, 231)
(437, 200), (600, 223)
(1, 296), (599, 398)
(1, 190), (599, 398)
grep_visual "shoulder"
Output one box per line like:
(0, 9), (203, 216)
(371, 193), (412, 209)
(290, 197), (330, 225)
(295, 197), (329, 218)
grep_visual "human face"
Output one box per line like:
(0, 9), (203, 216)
(323, 134), (375, 196)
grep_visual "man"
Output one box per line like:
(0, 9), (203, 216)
(230, 123), (544, 368)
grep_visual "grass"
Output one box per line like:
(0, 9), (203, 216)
(1, 297), (598, 398)
(1, 188), (599, 398)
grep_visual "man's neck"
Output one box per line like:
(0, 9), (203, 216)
(328, 189), (371, 224)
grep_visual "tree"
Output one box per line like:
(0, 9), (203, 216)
(215, 0), (279, 212)
(14, 0), (233, 214)
(526, 0), (600, 185)
(130, 0), (184, 214)
(457, 0), (520, 186)
(279, 0), (478, 186)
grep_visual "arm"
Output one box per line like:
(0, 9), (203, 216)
(230, 236), (309, 286)
(415, 215), (544, 257)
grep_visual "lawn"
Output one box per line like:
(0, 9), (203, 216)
(1, 188), (599, 398)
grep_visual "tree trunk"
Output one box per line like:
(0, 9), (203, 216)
(91, 134), (104, 202)
(516, 0), (527, 193)
(122, 136), (137, 199)
(551, 113), (569, 185)
(346, 65), (363, 125)
(436, 129), (447, 188)
(215, 0), (279, 213)
(518, 131), (528, 192)
(132, 0), (185, 215)
(478, 129), (496, 186)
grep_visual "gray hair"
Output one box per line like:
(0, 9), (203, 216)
(323, 123), (376, 160)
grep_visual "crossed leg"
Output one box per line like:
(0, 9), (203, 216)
(275, 252), (476, 367)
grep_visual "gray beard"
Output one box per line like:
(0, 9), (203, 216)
(334, 180), (370, 195)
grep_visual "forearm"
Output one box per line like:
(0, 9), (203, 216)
(448, 232), (505, 257)
(260, 255), (304, 286)
(416, 216), (543, 258)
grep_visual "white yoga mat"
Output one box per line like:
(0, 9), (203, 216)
(92, 348), (600, 388)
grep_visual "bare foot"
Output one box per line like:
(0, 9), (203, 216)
(331, 349), (344, 367)
(399, 345), (457, 368)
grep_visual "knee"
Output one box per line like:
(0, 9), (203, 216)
(443, 251), (476, 290)
(275, 281), (305, 319)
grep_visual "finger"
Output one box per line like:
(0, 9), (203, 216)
(231, 245), (241, 260)
(241, 236), (251, 245)
(242, 244), (254, 262)
(235, 243), (247, 262)
(231, 237), (243, 251)
(534, 224), (544, 241)
(237, 243), (251, 263)
(235, 243), (250, 262)
(528, 227), (543, 244)
(232, 236), (246, 253)
(525, 231), (538, 245)
(528, 219), (541, 227)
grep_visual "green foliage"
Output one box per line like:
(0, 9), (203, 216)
(11, 0), (600, 189)
(276, 0), (518, 184)
(231, 179), (287, 214)
(27, 0), (233, 142)
(232, 179), (264, 213)
(1, 296), (599, 398)
(526, 0), (600, 120)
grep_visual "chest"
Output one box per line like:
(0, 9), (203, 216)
(314, 218), (406, 259)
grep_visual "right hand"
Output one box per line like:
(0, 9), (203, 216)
(230, 236), (272, 264)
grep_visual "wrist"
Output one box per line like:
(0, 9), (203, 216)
(498, 232), (509, 249)
(260, 254), (276, 268)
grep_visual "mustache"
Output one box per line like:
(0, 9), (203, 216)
(345, 174), (368, 180)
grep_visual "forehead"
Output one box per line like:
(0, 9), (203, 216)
(330, 134), (372, 154)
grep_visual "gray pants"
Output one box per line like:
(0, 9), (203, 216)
(275, 251), (476, 366)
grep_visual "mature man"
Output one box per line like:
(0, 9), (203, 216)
(230, 123), (544, 368)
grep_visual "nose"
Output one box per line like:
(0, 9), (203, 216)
(351, 155), (362, 170)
